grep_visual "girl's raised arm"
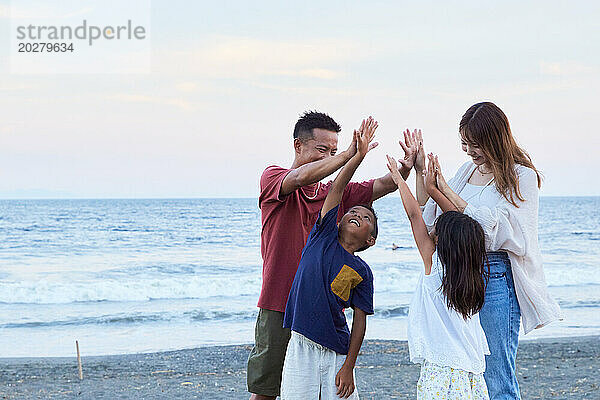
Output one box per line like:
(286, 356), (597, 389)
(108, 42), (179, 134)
(386, 155), (435, 273)
(425, 154), (458, 213)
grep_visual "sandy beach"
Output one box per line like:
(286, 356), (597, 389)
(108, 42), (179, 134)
(1, 335), (598, 399)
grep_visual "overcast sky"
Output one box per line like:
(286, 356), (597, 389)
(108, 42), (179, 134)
(1, 0), (598, 198)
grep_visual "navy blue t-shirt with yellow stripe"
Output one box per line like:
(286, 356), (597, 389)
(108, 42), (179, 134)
(283, 205), (374, 355)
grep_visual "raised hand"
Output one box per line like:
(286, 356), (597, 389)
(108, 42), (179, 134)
(356, 116), (379, 158)
(432, 154), (449, 191)
(386, 155), (404, 186)
(424, 153), (437, 194)
(414, 129), (425, 172)
(397, 129), (419, 169)
(423, 153), (459, 212)
(345, 119), (362, 158)
(322, 117), (378, 219)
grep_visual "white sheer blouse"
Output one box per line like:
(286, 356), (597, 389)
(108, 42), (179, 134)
(422, 161), (563, 334)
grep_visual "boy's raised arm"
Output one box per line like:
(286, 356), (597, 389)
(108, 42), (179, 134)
(320, 117), (379, 220)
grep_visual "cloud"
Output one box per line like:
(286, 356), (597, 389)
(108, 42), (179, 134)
(540, 61), (597, 76)
(272, 69), (343, 80)
(0, 83), (37, 92)
(249, 82), (364, 97)
(107, 94), (196, 111)
(175, 82), (199, 92)
(7, 4), (94, 20)
(155, 35), (370, 79)
(0, 125), (16, 136)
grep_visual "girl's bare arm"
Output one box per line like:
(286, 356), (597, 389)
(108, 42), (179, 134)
(386, 155), (435, 273)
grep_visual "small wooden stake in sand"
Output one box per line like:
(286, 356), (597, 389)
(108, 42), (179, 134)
(76, 340), (83, 380)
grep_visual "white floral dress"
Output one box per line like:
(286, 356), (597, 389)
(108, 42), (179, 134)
(417, 361), (489, 399)
(409, 252), (490, 399)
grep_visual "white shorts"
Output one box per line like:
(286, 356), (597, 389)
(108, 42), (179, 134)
(281, 331), (359, 400)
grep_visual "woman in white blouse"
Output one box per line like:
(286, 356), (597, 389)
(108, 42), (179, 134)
(416, 102), (562, 399)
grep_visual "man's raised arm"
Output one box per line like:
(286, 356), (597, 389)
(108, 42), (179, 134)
(280, 153), (352, 197)
(279, 121), (367, 197)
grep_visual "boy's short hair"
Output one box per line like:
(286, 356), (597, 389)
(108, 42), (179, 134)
(356, 204), (378, 252)
(293, 111), (341, 143)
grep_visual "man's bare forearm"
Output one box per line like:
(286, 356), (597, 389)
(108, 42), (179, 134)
(281, 150), (353, 196)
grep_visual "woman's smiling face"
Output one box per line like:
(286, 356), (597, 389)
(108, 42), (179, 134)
(460, 134), (487, 166)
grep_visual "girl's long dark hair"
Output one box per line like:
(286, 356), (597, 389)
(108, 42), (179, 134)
(435, 211), (489, 319)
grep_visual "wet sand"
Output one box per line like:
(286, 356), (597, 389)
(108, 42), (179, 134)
(1, 335), (598, 399)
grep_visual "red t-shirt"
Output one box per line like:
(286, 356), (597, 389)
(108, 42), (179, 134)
(258, 165), (375, 312)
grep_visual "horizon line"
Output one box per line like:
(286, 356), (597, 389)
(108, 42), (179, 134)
(1, 195), (599, 201)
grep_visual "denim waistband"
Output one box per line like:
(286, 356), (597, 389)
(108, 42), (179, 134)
(486, 251), (511, 274)
(487, 250), (509, 259)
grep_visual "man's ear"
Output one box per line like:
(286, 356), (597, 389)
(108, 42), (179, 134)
(293, 138), (303, 155)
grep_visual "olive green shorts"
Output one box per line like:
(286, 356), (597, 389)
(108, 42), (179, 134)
(247, 308), (291, 396)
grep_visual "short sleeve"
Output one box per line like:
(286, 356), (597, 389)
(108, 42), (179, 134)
(259, 166), (292, 205)
(341, 180), (374, 213)
(307, 205), (340, 245)
(350, 268), (374, 315)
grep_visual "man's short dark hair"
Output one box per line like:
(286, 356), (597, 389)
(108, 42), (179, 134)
(293, 111), (341, 142)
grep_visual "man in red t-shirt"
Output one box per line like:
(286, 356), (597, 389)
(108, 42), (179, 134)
(247, 111), (419, 399)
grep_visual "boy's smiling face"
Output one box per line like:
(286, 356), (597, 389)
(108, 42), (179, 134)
(338, 206), (377, 251)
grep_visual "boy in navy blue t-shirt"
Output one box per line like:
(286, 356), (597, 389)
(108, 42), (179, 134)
(281, 117), (379, 399)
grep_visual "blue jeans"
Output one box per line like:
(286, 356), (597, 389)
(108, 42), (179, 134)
(480, 251), (521, 399)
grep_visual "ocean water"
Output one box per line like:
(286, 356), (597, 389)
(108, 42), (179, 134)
(0, 197), (598, 357)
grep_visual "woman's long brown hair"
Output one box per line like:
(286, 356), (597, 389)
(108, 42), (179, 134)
(435, 211), (488, 319)
(460, 102), (541, 207)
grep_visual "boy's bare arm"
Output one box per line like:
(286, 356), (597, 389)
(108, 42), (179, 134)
(336, 307), (366, 398)
(320, 117), (379, 220)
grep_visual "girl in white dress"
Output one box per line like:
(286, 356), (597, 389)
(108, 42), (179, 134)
(386, 154), (490, 400)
